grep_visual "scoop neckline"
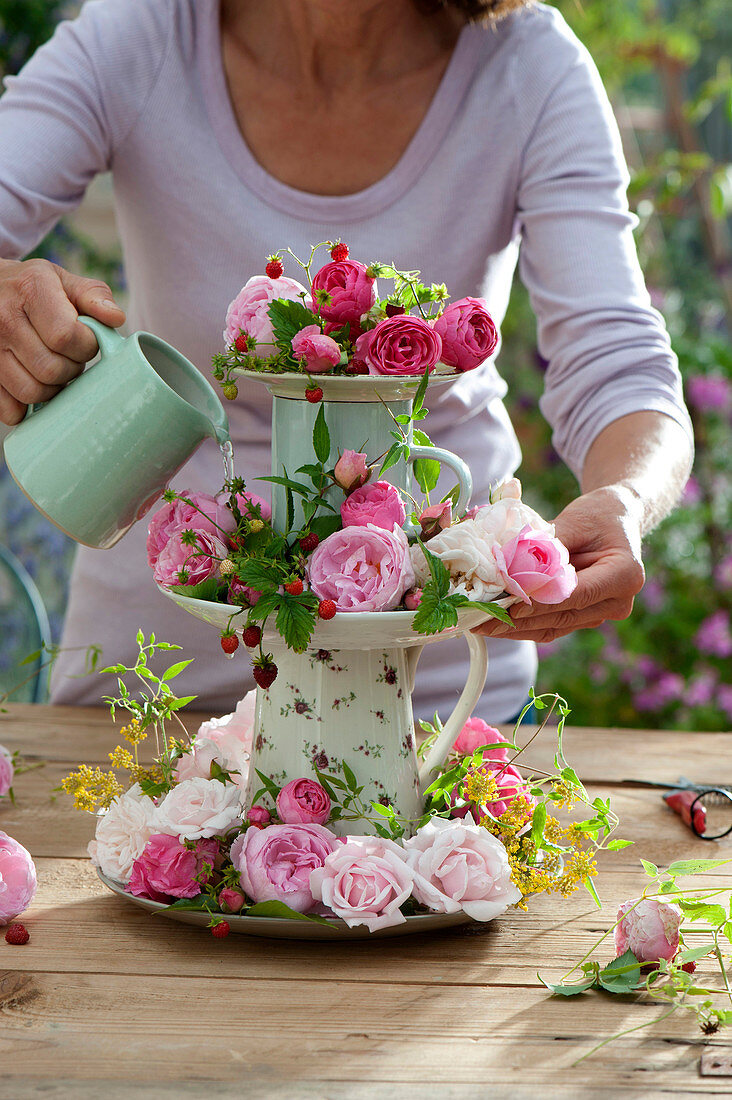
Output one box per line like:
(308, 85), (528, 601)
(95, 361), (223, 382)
(198, 0), (485, 222)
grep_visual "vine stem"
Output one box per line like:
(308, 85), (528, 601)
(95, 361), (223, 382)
(571, 1003), (679, 1067)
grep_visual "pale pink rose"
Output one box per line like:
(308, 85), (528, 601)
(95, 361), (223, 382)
(452, 718), (510, 762)
(341, 481), (406, 531)
(0, 746), (14, 797)
(334, 450), (370, 494)
(154, 777), (243, 841)
(248, 804), (271, 828)
(404, 588), (423, 611)
(128, 834), (218, 903)
(276, 779), (331, 826)
(307, 523), (415, 612)
(88, 784), (158, 886)
(153, 528), (229, 589)
(224, 274), (312, 352)
(489, 477), (522, 504)
(615, 898), (681, 963)
(355, 315), (442, 376)
(309, 836), (414, 931)
(449, 762), (534, 823)
(310, 259), (375, 327)
(494, 524), (577, 605)
(290, 325), (341, 373)
(402, 817), (521, 920)
(147, 491), (235, 568)
(219, 886), (246, 913)
(175, 693), (256, 793)
(419, 501), (453, 541)
(230, 823), (341, 913)
(196, 691), (256, 748)
(0, 832), (37, 924)
(433, 297), (498, 372)
(227, 490), (272, 524)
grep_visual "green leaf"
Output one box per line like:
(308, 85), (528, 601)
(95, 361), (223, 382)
(584, 876), (602, 908)
(561, 766), (581, 786)
(342, 761), (358, 792)
(258, 474), (314, 498)
(667, 859), (731, 876)
(312, 404), (331, 464)
(530, 802), (547, 847)
(247, 591), (281, 623)
(267, 298), (318, 346)
(309, 513), (344, 541)
(412, 429), (441, 494)
(640, 859), (659, 878)
(238, 559), (281, 592)
(723, 921), (732, 945)
(597, 951), (642, 993)
(162, 659), (193, 681)
(539, 975), (595, 997)
(169, 578), (224, 602)
(412, 367), (430, 418)
(244, 900), (338, 927)
(417, 541), (450, 599)
(254, 769), (281, 801)
(412, 591), (459, 636)
(167, 695), (197, 710)
(451, 595), (513, 626)
(155, 893), (217, 914)
(678, 900), (727, 926)
(680, 945), (714, 963)
(606, 839), (634, 851)
(276, 596), (317, 653)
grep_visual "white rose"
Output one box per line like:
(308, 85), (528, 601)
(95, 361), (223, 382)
(88, 783), (157, 885)
(154, 777), (243, 840)
(489, 477), (522, 503)
(401, 817), (522, 921)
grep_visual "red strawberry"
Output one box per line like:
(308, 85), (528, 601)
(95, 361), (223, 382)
(253, 661), (278, 690)
(234, 332), (248, 352)
(265, 256), (284, 279)
(318, 599), (337, 620)
(211, 921), (231, 939)
(330, 242), (349, 262)
(345, 358), (369, 375)
(242, 625), (262, 648)
(385, 303), (406, 317)
(220, 632), (239, 655)
(4, 923), (29, 945)
(682, 960), (697, 974)
(284, 579), (304, 596)
(299, 533), (319, 554)
(305, 385), (323, 404)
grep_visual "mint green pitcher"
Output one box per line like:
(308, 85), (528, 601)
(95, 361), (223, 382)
(3, 318), (229, 549)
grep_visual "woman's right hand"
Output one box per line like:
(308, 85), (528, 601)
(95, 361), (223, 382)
(0, 257), (126, 425)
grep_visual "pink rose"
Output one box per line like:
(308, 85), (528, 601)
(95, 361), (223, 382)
(433, 297), (498, 372)
(341, 481), (406, 531)
(419, 501), (453, 541)
(290, 325), (341, 373)
(224, 274), (312, 352)
(452, 718), (511, 763)
(230, 823), (341, 913)
(0, 831), (37, 924)
(615, 898), (681, 963)
(404, 588), (423, 611)
(355, 315), (442, 376)
(175, 692), (255, 793)
(307, 523), (415, 612)
(334, 450), (370, 494)
(228, 490), (272, 524)
(248, 804), (271, 828)
(310, 259), (375, 327)
(219, 886), (246, 913)
(128, 834), (218, 903)
(309, 836), (414, 931)
(0, 746), (14, 797)
(449, 762), (534, 823)
(402, 817), (521, 920)
(147, 491), (234, 568)
(154, 777), (243, 841)
(276, 779), (331, 826)
(195, 691), (256, 751)
(227, 577), (262, 607)
(495, 525), (577, 605)
(153, 528), (229, 589)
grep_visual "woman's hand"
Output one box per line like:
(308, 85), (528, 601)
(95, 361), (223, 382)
(0, 257), (125, 425)
(476, 485), (646, 643)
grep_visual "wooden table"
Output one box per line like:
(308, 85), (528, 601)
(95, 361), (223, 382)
(1, 704), (732, 1099)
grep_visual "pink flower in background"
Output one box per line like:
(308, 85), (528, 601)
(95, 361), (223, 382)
(147, 491), (234, 567)
(309, 835), (414, 931)
(718, 685), (732, 723)
(419, 501), (453, 541)
(716, 555), (732, 590)
(404, 588), (423, 611)
(696, 611), (732, 658)
(449, 762), (534, 823)
(633, 672), (684, 713)
(494, 525), (577, 605)
(334, 450), (370, 494)
(0, 832), (37, 924)
(154, 777), (242, 841)
(224, 274), (312, 352)
(277, 779), (331, 826)
(452, 718), (511, 762)
(128, 835), (218, 903)
(686, 374), (731, 412)
(153, 529), (229, 589)
(0, 746), (14, 797)
(639, 578), (665, 612)
(307, 523), (414, 612)
(685, 669), (718, 708)
(433, 297), (498, 372)
(341, 481), (406, 531)
(227, 490), (272, 523)
(87, 784), (158, 886)
(615, 898), (681, 963)
(290, 325), (341, 373)
(682, 476), (702, 505)
(231, 823), (341, 913)
(310, 259), (375, 327)
(402, 817), (521, 921)
(355, 315), (442, 376)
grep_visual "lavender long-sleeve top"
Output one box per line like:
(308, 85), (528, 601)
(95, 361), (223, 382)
(0, 0), (691, 720)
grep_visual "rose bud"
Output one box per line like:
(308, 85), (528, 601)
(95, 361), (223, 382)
(404, 588), (423, 611)
(419, 501), (453, 541)
(334, 450), (371, 494)
(248, 804), (271, 829)
(614, 897), (681, 964)
(219, 887), (246, 913)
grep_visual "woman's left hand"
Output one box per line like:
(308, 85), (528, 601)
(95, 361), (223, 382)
(475, 485), (646, 643)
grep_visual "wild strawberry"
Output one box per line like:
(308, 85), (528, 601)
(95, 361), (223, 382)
(318, 599), (337, 620)
(265, 255), (284, 279)
(305, 385), (323, 404)
(330, 242), (349, 262)
(242, 625), (262, 648)
(284, 579), (304, 596)
(253, 659), (278, 690)
(4, 923), (29, 945)
(222, 383), (238, 401)
(219, 558), (236, 576)
(385, 303), (406, 317)
(234, 333), (248, 352)
(211, 920), (231, 938)
(299, 532), (319, 554)
(221, 632), (239, 656)
(345, 358), (369, 375)
(682, 960), (697, 974)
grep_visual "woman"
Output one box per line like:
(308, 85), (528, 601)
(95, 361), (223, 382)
(0, 0), (692, 720)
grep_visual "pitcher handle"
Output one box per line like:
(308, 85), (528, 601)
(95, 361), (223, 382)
(78, 315), (126, 358)
(408, 445), (473, 517)
(417, 632), (489, 794)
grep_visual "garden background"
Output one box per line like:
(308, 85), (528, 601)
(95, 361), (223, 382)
(0, 0), (730, 728)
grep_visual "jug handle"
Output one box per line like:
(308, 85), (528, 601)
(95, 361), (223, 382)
(78, 315), (126, 357)
(408, 445), (473, 517)
(417, 632), (489, 795)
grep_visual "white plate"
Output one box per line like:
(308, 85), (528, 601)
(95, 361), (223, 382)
(231, 369), (462, 403)
(97, 871), (472, 940)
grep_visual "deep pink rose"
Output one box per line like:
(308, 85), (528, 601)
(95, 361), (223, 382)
(128, 834), (218, 903)
(355, 315), (442, 376)
(310, 259), (375, 327)
(0, 831), (37, 924)
(419, 501), (453, 541)
(494, 525), (577, 605)
(224, 274), (312, 351)
(248, 804), (272, 828)
(291, 325), (341, 373)
(219, 886), (246, 913)
(450, 762), (534, 823)
(307, 523), (415, 612)
(230, 823), (341, 913)
(334, 450), (370, 494)
(433, 297), (498, 372)
(0, 746), (14, 797)
(341, 481), (406, 531)
(452, 718), (510, 763)
(276, 779), (331, 826)
(309, 836), (414, 931)
(153, 528), (229, 588)
(615, 898), (681, 963)
(147, 491), (234, 567)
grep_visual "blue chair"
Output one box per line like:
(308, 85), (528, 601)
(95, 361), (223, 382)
(0, 543), (52, 703)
